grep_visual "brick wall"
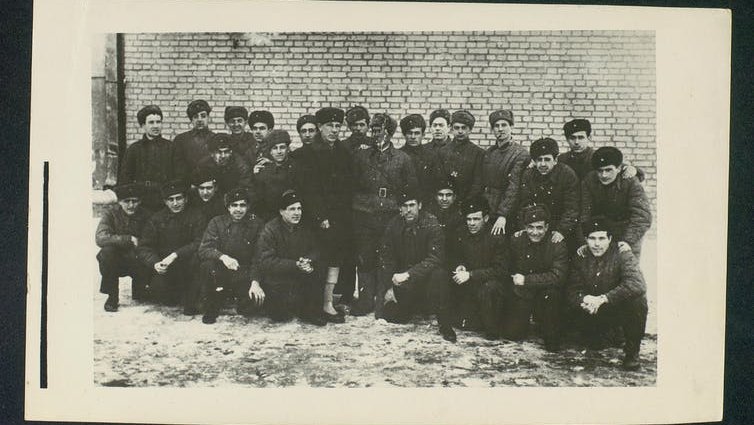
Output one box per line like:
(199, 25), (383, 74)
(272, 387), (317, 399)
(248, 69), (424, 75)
(121, 31), (656, 222)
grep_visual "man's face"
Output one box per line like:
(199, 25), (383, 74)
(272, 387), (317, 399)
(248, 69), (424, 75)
(142, 114), (162, 138)
(280, 202), (303, 225)
(534, 154), (557, 175)
(196, 181), (217, 202)
(400, 200), (421, 222)
(118, 197), (141, 216)
(319, 121), (342, 143)
(525, 220), (549, 243)
(191, 111), (209, 131)
(452, 123), (470, 141)
(349, 119), (368, 136)
(597, 164), (620, 185)
(212, 148), (232, 166)
(299, 123), (317, 144)
(226, 117), (246, 135)
(430, 118), (449, 141)
(465, 211), (487, 234)
(370, 123), (388, 143)
(227, 199), (249, 221)
(436, 189), (456, 210)
(404, 128), (424, 147)
(164, 193), (187, 214)
(566, 130), (590, 153)
(491, 119), (512, 143)
(270, 143), (289, 164)
(250, 122), (269, 143)
(587, 231), (612, 257)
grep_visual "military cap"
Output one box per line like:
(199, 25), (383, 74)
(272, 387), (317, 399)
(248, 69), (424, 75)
(207, 133), (232, 152)
(581, 216), (613, 237)
(113, 183), (143, 200)
(296, 114), (318, 132)
(451, 110), (476, 129)
(279, 189), (302, 210)
(435, 175), (457, 193)
(264, 129), (291, 149)
(248, 110), (275, 129)
(400, 114), (427, 134)
(429, 109), (451, 126)
(346, 106), (370, 125)
(186, 99), (211, 119)
(190, 167), (217, 186)
(160, 179), (188, 199)
(224, 187), (250, 207)
(371, 113), (398, 136)
(563, 118), (592, 137)
(137, 105), (163, 126)
(489, 109), (514, 127)
(530, 137), (560, 159)
(224, 106), (249, 122)
(398, 188), (421, 205)
(315, 107), (345, 125)
(521, 203), (550, 225)
(461, 195), (489, 216)
(591, 146), (623, 169)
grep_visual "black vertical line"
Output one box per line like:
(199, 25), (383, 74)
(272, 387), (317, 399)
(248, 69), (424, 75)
(40, 161), (49, 388)
(116, 33), (127, 177)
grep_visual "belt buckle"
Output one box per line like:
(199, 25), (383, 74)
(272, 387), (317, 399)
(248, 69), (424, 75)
(378, 187), (387, 198)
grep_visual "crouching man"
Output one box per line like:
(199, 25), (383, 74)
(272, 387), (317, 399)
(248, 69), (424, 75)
(503, 204), (568, 352)
(377, 190), (456, 342)
(256, 190), (327, 326)
(567, 218), (648, 370)
(447, 196), (508, 340)
(198, 188), (265, 324)
(95, 183), (151, 311)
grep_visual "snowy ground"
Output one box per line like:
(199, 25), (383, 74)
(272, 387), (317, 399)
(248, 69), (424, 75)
(93, 217), (657, 388)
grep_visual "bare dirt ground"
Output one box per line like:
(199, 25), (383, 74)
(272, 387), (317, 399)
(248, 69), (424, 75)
(93, 224), (657, 388)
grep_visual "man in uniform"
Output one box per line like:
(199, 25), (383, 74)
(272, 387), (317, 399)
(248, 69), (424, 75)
(118, 105), (174, 212)
(426, 176), (464, 247)
(567, 218), (648, 370)
(350, 112), (417, 316)
(256, 190), (327, 326)
(400, 113), (441, 205)
(189, 167), (226, 222)
(255, 129), (296, 221)
(173, 99), (214, 179)
(425, 108), (452, 152)
(446, 196), (508, 340)
(293, 107), (352, 323)
(580, 147), (652, 259)
(437, 110), (485, 205)
(517, 137), (579, 248)
(344, 105), (374, 153)
(224, 106), (257, 165)
(503, 204), (569, 351)
(196, 133), (255, 199)
(95, 183), (151, 312)
(294, 114), (318, 149)
(482, 109), (530, 236)
(137, 180), (206, 311)
(248, 109), (275, 166)
(378, 190), (456, 342)
(198, 187), (265, 324)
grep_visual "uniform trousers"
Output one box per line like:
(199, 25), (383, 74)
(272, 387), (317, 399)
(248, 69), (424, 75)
(261, 273), (324, 322)
(573, 295), (648, 356)
(201, 260), (255, 317)
(452, 279), (505, 334)
(96, 246), (150, 300)
(377, 268), (452, 325)
(502, 287), (562, 347)
(351, 210), (396, 313)
(148, 256), (197, 308)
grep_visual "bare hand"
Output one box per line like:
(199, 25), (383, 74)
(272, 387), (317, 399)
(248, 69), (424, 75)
(617, 241), (632, 253)
(248, 281), (265, 306)
(220, 254), (239, 271)
(154, 262), (168, 275)
(253, 157), (272, 174)
(576, 244), (588, 258)
(512, 273), (525, 286)
(161, 253), (177, 267)
(130, 236), (139, 247)
(384, 287), (397, 304)
(622, 164), (637, 179)
(320, 219), (330, 230)
(391, 272), (410, 286)
(296, 257), (314, 274)
(580, 295), (606, 315)
(452, 270), (471, 285)
(491, 216), (506, 236)
(513, 229), (524, 238)
(551, 231), (564, 244)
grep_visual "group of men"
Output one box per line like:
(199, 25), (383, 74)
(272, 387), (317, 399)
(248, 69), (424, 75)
(97, 99), (652, 370)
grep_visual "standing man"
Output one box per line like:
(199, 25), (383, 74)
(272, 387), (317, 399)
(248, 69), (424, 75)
(503, 204), (569, 351)
(137, 180), (206, 311)
(224, 106), (257, 165)
(255, 130), (296, 221)
(567, 218), (648, 370)
(437, 110), (485, 205)
(248, 109), (275, 167)
(118, 105), (174, 212)
(95, 183), (151, 312)
(482, 109), (530, 236)
(350, 112), (417, 316)
(294, 107), (352, 323)
(198, 188), (265, 324)
(517, 137), (579, 247)
(425, 108), (452, 152)
(173, 99), (214, 179)
(378, 191), (456, 342)
(400, 113), (441, 205)
(344, 105), (374, 152)
(257, 191), (327, 326)
(580, 147), (652, 259)
(196, 133), (255, 199)
(189, 167), (226, 222)
(295, 114), (318, 146)
(447, 196), (508, 340)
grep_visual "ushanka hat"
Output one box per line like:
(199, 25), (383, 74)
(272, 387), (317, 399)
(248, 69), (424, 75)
(591, 146), (623, 169)
(186, 99), (211, 119)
